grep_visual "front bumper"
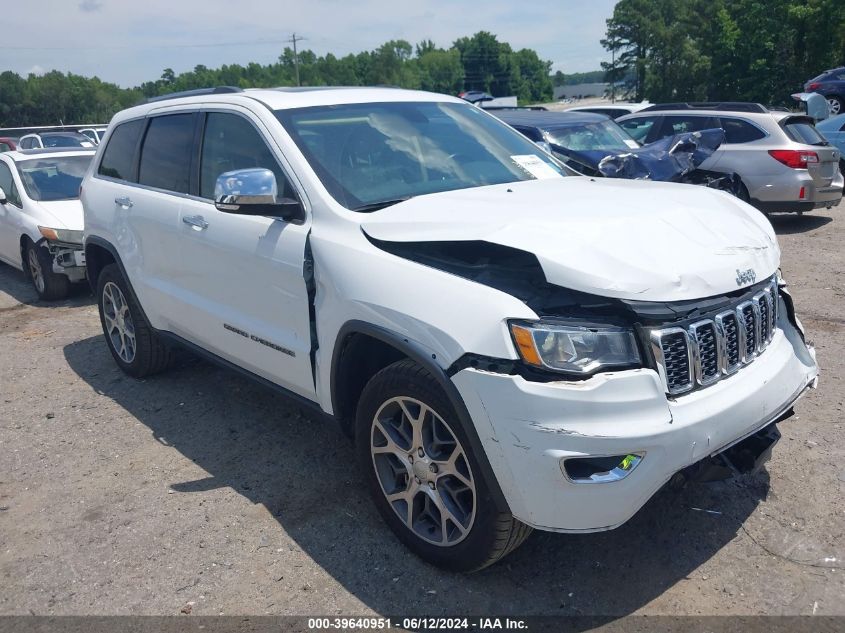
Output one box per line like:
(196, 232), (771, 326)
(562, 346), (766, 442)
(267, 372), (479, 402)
(47, 242), (86, 283)
(452, 313), (818, 532)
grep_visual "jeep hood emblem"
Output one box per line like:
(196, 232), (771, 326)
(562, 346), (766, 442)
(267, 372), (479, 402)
(736, 268), (756, 286)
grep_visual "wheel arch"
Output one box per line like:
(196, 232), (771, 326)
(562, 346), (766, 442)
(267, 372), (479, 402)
(330, 320), (509, 509)
(84, 236), (156, 328)
(84, 235), (120, 292)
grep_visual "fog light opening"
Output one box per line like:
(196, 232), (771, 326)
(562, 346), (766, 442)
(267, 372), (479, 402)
(562, 453), (644, 483)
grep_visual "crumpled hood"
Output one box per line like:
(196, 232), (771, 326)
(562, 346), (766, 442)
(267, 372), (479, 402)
(36, 199), (84, 231)
(360, 178), (779, 302)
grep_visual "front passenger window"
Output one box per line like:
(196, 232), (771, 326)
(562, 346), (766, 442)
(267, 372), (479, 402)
(619, 117), (658, 143)
(0, 163), (22, 207)
(199, 112), (295, 201)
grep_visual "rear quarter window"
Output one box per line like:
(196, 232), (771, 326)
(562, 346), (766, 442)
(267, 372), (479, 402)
(98, 119), (145, 181)
(781, 119), (827, 146)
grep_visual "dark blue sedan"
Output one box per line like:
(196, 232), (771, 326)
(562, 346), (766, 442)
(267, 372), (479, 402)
(804, 67), (845, 116)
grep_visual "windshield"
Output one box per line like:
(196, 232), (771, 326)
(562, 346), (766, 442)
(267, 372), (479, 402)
(18, 155), (92, 201)
(43, 134), (91, 148)
(547, 120), (637, 152)
(275, 101), (565, 211)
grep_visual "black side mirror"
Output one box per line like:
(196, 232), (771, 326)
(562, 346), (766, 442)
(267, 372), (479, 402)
(214, 168), (305, 223)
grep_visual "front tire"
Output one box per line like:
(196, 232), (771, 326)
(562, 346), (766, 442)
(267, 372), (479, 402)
(24, 239), (69, 301)
(96, 263), (173, 378)
(355, 359), (531, 571)
(827, 95), (843, 116)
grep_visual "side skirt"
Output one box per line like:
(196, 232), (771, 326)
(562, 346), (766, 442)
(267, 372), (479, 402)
(157, 330), (332, 422)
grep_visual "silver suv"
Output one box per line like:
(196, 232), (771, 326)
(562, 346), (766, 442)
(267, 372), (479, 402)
(617, 106), (843, 213)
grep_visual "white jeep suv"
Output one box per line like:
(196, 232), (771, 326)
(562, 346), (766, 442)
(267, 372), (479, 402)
(81, 87), (819, 571)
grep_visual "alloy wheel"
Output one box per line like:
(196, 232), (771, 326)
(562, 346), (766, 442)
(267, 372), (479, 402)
(370, 396), (476, 546)
(102, 281), (136, 363)
(27, 248), (45, 294)
(828, 97), (842, 116)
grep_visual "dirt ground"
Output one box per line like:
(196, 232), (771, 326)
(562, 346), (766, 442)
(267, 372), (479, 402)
(0, 211), (843, 619)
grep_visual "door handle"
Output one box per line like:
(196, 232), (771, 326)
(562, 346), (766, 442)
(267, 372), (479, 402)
(182, 215), (209, 230)
(114, 196), (133, 208)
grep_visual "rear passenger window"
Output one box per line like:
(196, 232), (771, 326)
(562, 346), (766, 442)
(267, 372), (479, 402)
(199, 112), (295, 200)
(98, 119), (144, 181)
(720, 118), (766, 143)
(138, 114), (195, 194)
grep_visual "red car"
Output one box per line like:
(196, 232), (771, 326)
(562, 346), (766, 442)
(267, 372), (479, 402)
(0, 137), (17, 152)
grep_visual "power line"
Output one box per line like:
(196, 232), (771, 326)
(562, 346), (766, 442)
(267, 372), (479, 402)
(0, 38), (292, 51)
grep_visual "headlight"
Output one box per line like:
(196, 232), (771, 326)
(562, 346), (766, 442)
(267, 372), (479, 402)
(38, 226), (84, 245)
(509, 320), (641, 375)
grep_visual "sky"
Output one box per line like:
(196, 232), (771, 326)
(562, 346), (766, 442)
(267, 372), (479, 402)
(1, 0), (618, 87)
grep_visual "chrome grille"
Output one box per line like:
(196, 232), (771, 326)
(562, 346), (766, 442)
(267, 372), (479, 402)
(739, 302), (757, 358)
(690, 321), (720, 384)
(658, 329), (692, 393)
(650, 279), (779, 396)
(716, 311), (741, 371)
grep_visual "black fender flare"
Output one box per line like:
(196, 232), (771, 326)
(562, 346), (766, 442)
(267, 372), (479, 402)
(330, 320), (510, 511)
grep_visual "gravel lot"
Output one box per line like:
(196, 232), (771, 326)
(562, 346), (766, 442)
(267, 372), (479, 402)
(0, 211), (843, 618)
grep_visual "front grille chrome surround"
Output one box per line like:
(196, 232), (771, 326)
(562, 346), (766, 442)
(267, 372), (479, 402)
(650, 278), (779, 396)
(649, 327), (695, 395)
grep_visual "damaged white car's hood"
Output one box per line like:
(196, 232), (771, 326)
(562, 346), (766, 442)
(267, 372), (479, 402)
(360, 177), (779, 302)
(36, 199), (85, 231)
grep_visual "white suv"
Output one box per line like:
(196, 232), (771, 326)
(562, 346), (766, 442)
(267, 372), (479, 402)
(81, 87), (819, 571)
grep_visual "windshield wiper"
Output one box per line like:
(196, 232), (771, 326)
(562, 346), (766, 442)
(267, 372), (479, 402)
(350, 196), (413, 213)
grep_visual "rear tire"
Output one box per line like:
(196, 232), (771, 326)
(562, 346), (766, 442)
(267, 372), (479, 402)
(96, 263), (173, 378)
(24, 239), (69, 301)
(827, 95), (843, 116)
(355, 359), (531, 572)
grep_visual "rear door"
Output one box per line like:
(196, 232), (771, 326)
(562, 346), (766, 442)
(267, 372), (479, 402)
(781, 116), (840, 188)
(89, 112), (196, 324)
(708, 116), (769, 174)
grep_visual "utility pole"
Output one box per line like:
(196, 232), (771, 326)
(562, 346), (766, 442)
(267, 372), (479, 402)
(610, 36), (616, 103)
(287, 32), (306, 86)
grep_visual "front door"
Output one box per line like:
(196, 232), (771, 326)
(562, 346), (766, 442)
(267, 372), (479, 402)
(173, 108), (315, 399)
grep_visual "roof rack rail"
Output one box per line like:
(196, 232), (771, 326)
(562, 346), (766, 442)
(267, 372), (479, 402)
(639, 101), (768, 113)
(146, 86), (244, 104)
(482, 106), (549, 111)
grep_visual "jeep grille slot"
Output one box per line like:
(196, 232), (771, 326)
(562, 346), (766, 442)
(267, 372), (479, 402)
(691, 321), (720, 383)
(740, 302), (757, 358)
(650, 279), (779, 396)
(718, 312), (741, 369)
(652, 329), (693, 395)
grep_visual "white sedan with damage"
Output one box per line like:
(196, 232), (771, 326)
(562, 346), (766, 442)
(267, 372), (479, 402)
(0, 148), (93, 300)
